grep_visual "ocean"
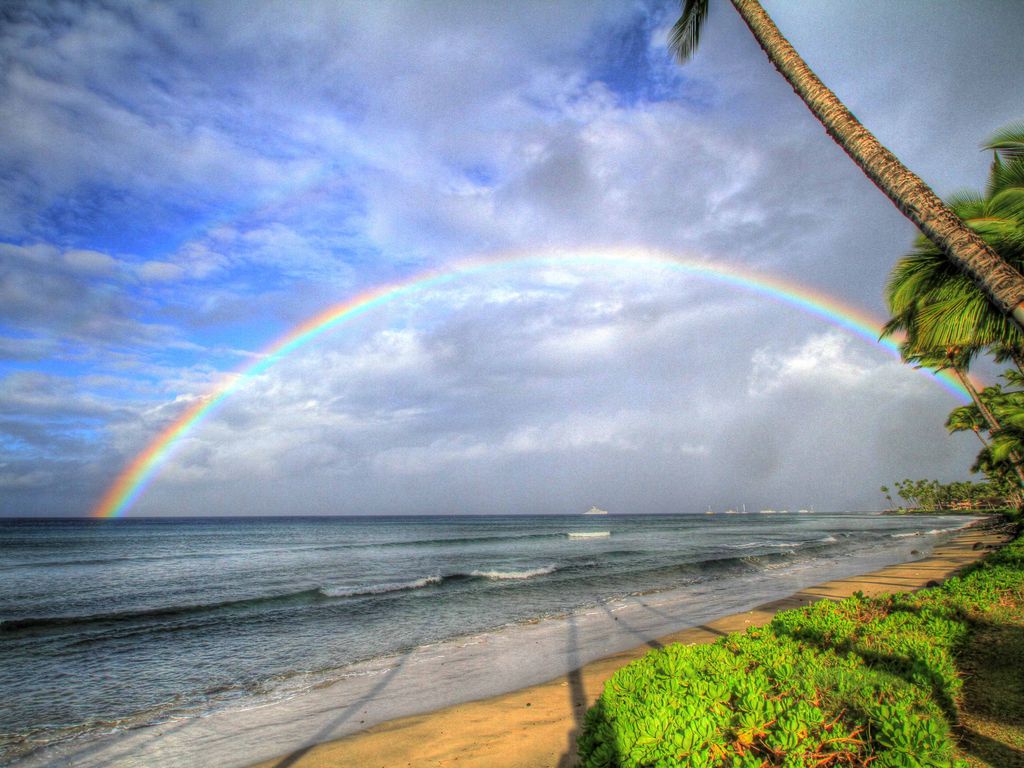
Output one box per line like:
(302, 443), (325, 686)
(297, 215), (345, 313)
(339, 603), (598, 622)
(0, 512), (977, 767)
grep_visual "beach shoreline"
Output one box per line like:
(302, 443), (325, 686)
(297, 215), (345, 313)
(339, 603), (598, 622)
(248, 517), (1013, 768)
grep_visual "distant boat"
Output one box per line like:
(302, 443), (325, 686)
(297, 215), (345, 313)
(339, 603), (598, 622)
(584, 506), (609, 515)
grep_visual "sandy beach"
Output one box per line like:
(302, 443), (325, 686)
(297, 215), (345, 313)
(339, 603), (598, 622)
(249, 518), (1013, 768)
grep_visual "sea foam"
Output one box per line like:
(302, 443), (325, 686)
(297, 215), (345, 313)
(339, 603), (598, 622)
(469, 565), (557, 580)
(320, 576), (442, 598)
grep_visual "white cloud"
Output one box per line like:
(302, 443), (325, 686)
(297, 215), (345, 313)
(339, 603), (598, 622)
(62, 249), (118, 275)
(138, 261), (186, 283)
(748, 333), (878, 395)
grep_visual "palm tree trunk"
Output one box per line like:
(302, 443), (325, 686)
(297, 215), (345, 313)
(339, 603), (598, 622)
(953, 368), (998, 431)
(728, 0), (1024, 329)
(1012, 349), (1024, 374)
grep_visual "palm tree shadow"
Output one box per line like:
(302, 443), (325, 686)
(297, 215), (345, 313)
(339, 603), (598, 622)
(267, 650), (411, 768)
(556, 612), (586, 768)
(599, 599), (664, 650)
(773, 619), (961, 717)
(955, 616), (1024, 764)
(556, 600), (667, 768)
(958, 726), (1024, 767)
(633, 597), (734, 639)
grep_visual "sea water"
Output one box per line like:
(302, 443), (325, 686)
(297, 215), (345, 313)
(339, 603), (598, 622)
(0, 513), (977, 767)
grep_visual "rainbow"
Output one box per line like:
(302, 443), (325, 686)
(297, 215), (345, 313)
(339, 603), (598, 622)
(91, 247), (971, 518)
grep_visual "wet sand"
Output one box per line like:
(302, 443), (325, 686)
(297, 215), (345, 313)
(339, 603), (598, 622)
(251, 519), (1012, 768)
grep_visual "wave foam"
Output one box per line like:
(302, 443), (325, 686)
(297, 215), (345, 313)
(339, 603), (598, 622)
(320, 576), (442, 598)
(469, 565), (557, 580)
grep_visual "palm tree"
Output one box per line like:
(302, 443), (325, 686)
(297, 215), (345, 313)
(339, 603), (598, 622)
(882, 200), (1024, 358)
(969, 447), (1024, 511)
(903, 345), (1024, 490)
(970, 377), (1024, 504)
(669, 1), (1024, 331)
(879, 485), (894, 509)
(941, 370), (1024, 498)
(946, 403), (989, 448)
(902, 345), (994, 428)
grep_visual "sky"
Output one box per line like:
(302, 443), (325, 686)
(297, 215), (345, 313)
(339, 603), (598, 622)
(2, 0), (1023, 518)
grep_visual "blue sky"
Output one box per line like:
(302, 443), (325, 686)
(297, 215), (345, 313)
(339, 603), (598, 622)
(2, 0), (1023, 516)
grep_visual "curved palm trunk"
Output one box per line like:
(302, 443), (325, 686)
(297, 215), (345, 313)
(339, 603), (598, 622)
(953, 368), (998, 431)
(1012, 350), (1024, 374)
(729, 0), (1024, 329)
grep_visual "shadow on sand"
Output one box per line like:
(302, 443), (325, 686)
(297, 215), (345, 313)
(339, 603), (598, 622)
(267, 651), (412, 768)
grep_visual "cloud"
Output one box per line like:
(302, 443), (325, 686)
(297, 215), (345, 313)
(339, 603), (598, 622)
(713, 332), (976, 506)
(0, 241), (192, 359)
(749, 333), (881, 395)
(0, 467), (52, 489)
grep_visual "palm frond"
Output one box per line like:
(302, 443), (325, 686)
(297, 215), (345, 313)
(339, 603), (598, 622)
(990, 344), (1024, 368)
(984, 120), (1024, 163)
(915, 290), (1021, 350)
(668, 0), (710, 63)
(946, 404), (984, 432)
(879, 313), (909, 341)
(885, 248), (958, 309)
(945, 190), (986, 213)
(989, 433), (1019, 465)
(989, 160), (1024, 217)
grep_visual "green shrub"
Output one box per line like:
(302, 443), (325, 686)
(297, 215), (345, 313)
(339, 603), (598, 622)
(577, 630), (956, 767)
(577, 528), (1024, 768)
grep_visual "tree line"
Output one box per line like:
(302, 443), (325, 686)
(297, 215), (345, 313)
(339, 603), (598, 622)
(880, 479), (1010, 513)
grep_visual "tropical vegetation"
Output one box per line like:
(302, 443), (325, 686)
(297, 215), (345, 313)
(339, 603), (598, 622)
(670, 1), (1024, 333)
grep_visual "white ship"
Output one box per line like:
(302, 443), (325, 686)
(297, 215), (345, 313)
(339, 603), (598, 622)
(584, 506), (609, 515)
